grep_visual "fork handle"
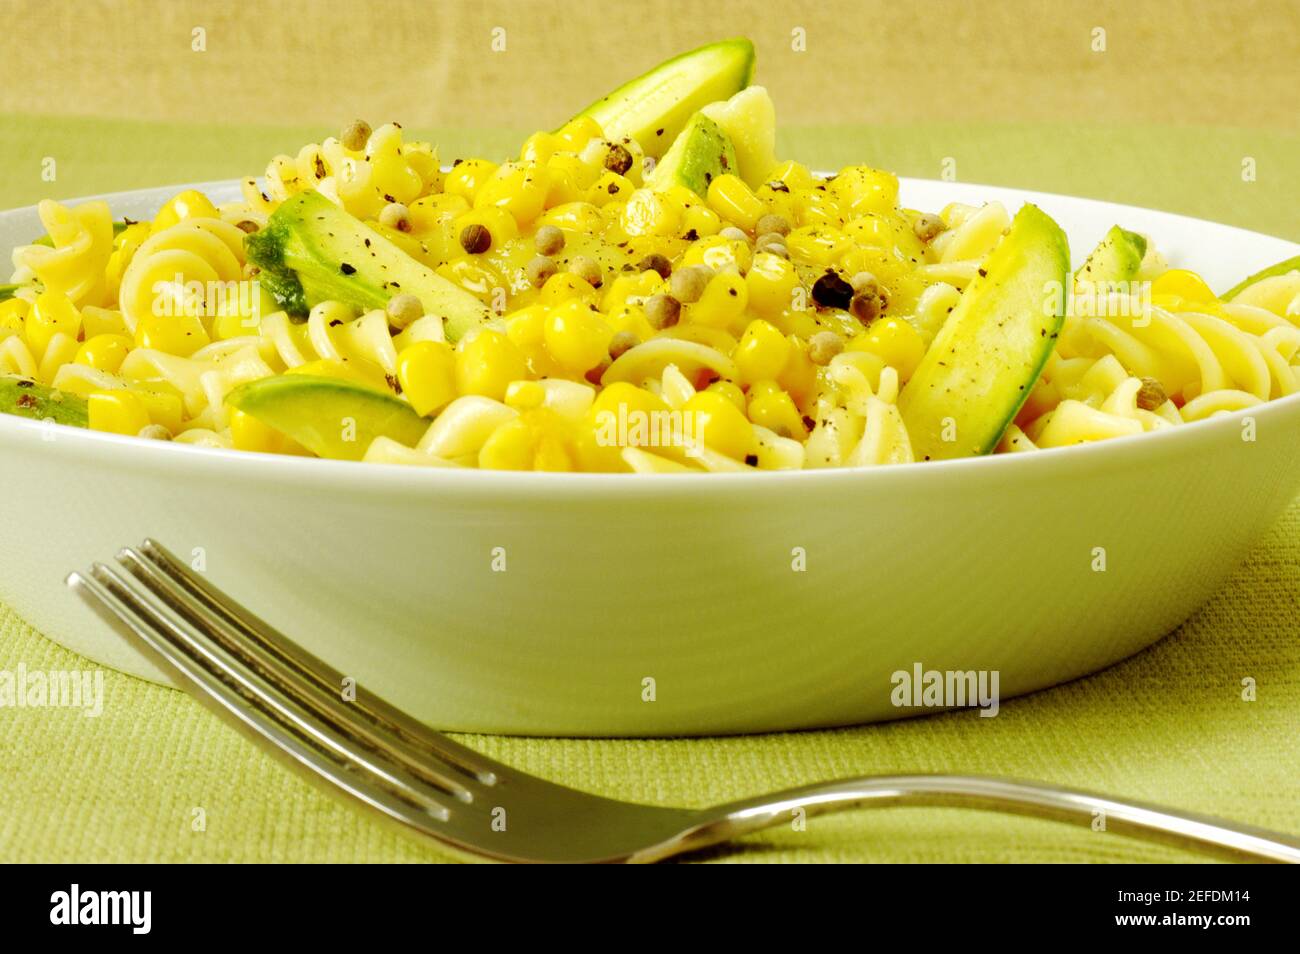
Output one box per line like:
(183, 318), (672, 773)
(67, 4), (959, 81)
(659, 774), (1300, 863)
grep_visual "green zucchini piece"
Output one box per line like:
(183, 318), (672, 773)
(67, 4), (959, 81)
(1221, 254), (1300, 301)
(899, 203), (1070, 461)
(244, 190), (493, 342)
(0, 284), (20, 303)
(225, 374), (428, 461)
(0, 375), (88, 428)
(573, 38), (755, 159)
(1074, 225), (1146, 289)
(646, 112), (738, 197)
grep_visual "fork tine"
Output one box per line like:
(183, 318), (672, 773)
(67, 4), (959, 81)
(67, 568), (460, 838)
(134, 538), (499, 785)
(75, 560), (465, 817)
(115, 545), (482, 802)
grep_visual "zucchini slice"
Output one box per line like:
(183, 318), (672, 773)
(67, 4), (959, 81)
(899, 204), (1070, 461)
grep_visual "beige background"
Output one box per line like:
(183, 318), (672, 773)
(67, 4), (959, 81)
(1, 0), (1297, 129)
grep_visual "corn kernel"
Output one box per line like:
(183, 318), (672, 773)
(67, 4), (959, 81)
(538, 201), (604, 233)
(134, 311), (210, 357)
(682, 390), (756, 460)
(455, 329), (528, 401)
(443, 158), (499, 203)
(689, 270), (749, 328)
(504, 304), (549, 351)
(555, 115), (604, 151)
(734, 319), (791, 384)
(286, 358), (381, 389)
(767, 160), (817, 191)
(520, 132), (559, 164)
(831, 166), (900, 217)
(849, 317), (926, 382)
(130, 386), (184, 433)
(586, 171), (635, 208)
(152, 189), (219, 231)
(706, 379), (746, 411)
(706, 174), (765, 231)
(793, 189), (844, 229)
(787, 226), (850, 266)
(88, 389), (151, 436)
(74, 333), (132, 374)
(25, 291), (81, 361)
(681, 234), (751, 274)
(544, 299), (612, 373)
(230, 407), (307, 455)
(504, 379), (547, 411)
(409, 193), (471, 231)
(620, 189), (681, 238)
(747, 386), (807, 439)
(745, 252), (799, 315)
(478, 416), (536, 470)
(539, 271), (597, 307)
(396, 340), (457, 416)
(547, 153), (601, 192)
(1150, 268), (1216, 304)
(474, 162), (550, 228)
(680, 202), (722, 239)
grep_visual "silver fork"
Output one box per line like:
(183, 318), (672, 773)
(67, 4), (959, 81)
(68, 540), (1300, 864)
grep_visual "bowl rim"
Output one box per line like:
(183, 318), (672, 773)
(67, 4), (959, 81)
(4, 177), (1299, 497)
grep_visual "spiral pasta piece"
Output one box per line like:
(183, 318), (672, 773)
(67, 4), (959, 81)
(11, 200), (114, 306)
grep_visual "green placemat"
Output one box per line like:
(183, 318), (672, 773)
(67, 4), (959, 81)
(1, 117), (1298, 863)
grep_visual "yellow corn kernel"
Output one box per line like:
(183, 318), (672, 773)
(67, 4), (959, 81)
(682, 390), (756, 460)
(520, 132), (560, 164)
(706, 379), (746, 412)
(734, 319), (791, 384)
(844, 212), (924, 259)
(690, 269), (749, 328)
(436, 257), (506, 306)
(130, 386), (184, 433)
(396, 340), (457, 417)
(533, 432), (574, 471)
(152, 189), (219, 232)
(87, 389), (151, 436)
(544, 299), (612, 373)
(134, 311), (210, 357)
(478, 416), (536, 470)
(79, 306), (127, 338)
(681, 233), (751, 274)
(443, 158), (499, 203)
(849, 317), (926, 382)
(230, 407), (308, 455)
(474, 162), (550, 228)
(777, 337), (818, 408)
(212, 280), (275, 340)
(538, 200), (604, 233)
(539, 271), (597, 307)
(25, 291), (82, 362)
(73, 333), (132, 374)
(0, 298), (27, 334)
(555, 115), (604, 151)
(600, 270), (663, 312)
(745, 252), (799, 316)
(547, 153), (601, 192)
(786, 226), (851, 267)
(504, 304), (549, 351)
(542, 167), (583, 208)
(767, 160), (816, 192)
(504, 379), (547, 411)
(793, 189), (844, 228)
(706, 174), (765, 231)
(679, 202), (722, 239)
(747, 385), (808, 439)
(831, 166), (900, 217)
(586, 171), (635, 208)
(754, 183), (799, 223)
(455, 329), (528, 401)
(285, 358), (381, 389)
(409, 193), (471, 231)
(1150, 268), (1216, 304)
(620, 189), (681, 238)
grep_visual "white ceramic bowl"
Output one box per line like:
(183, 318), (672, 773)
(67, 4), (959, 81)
(3, 179), (1299, 736)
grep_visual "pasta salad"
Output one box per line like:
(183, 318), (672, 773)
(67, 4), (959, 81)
(2, 38), (1298, 473)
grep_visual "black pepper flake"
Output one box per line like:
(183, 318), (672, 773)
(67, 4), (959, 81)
(744, 454), (758, 467)
(978, 268), (988, 277)
(683, 228), (699, 241)
(802, 415), (816, 430)
(364, 238), (371, 248)
(329, 319), (343, 327)
(340, 262), (356, 275)
(607, 182), (620, 194)
(16, 379), (34, 389)
(15, 393), (36, 409)
(656, 127), (665, 136)
(386, 373), (401, 393)
(766, 181), (790, 193)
